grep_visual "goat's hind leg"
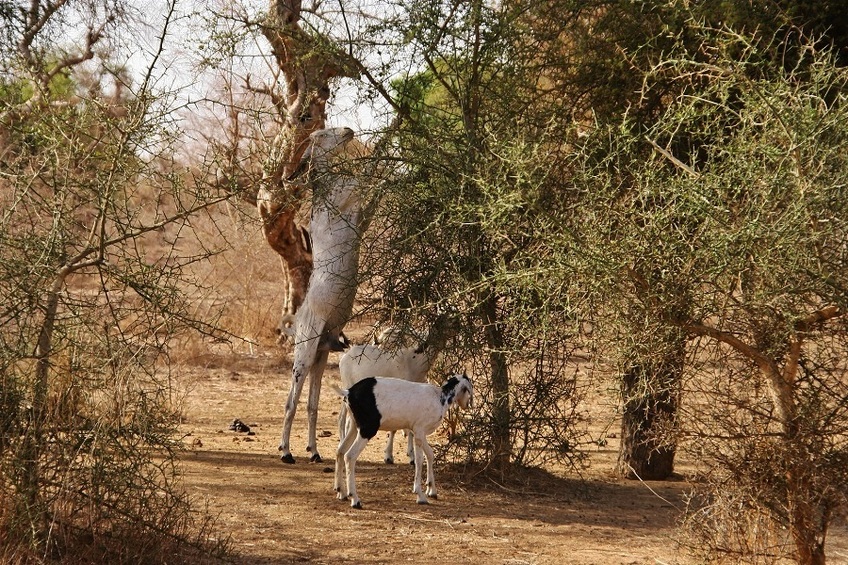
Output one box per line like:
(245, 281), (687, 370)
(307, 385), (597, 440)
(279, 365), (310, 463)
(305, 349), (329, 462)
(405, 430), (415, 465)
(384, 431), (396, 464)
(335, 426), (357, 501)
(386, 430), (414, 465)
(279, 325), (321, 463)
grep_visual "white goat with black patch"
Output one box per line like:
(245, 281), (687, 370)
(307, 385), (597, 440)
(333, 374), (473, 509)
(278, 127), (368, 464)
(338, 333), (442, 465)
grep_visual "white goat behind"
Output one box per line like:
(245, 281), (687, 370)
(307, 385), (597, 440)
(338, 332), (440, 464)
(278, 127), (368, 464)
(334, 374), (474, 508)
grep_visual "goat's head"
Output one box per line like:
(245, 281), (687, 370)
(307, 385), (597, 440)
(289, 127), (356, 181)
(443, 373), (474, 410)
(307, 127), (355, 159)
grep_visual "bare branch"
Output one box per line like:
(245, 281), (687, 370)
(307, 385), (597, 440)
(795, 305), (843, 333)
(686, 322), (778, 376)
(46, 14), (114, 84)
(19, 0), (70, 69)
(244, 74), (287, 118)
(645, 136), (700, 178)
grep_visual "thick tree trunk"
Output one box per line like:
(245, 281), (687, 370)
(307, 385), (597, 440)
(789, 477), (828, 565)
(256, 189), (313, 336)
(258, 0), (356, 329)
(616, 350), (682, 480)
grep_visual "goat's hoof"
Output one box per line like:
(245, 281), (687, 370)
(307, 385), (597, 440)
(416, 500), (429, 505)
(428, 493), (438, 500)
(384, 457), (394, 465)
(309, 453), (323, 463)
(351, 501), (362, 509)
(280, 453), (296, 464)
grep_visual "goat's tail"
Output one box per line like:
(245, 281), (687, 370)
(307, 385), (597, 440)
(331, 384), (349, 400)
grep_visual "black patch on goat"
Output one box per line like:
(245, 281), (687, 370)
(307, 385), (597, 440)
(441, 376), (460, 406)
(346, 377), (381, 439)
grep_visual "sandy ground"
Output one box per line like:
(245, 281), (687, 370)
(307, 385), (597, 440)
(175, 347), (848, 565)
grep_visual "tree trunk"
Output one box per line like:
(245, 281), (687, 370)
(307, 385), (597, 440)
(18, 275), (63, 545)
(258, 0), (357, 329)
(480, 292), (511, 472)
(256, 191), (313, 336)
(777, 339), (827, 565)
(789, 479), (828, 565)
(616, 350), (682, 480)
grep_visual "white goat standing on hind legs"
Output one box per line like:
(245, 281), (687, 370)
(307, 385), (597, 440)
(278, 127), (370, 464)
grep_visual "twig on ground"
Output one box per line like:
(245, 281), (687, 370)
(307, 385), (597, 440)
(627, 464), (682, 511)
(487, 477), (550, 498)
(396, 513), (459, 529)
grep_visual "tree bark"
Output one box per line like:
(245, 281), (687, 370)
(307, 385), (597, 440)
(479, 292), (511, 472)
(18, 272), (65, 545)
(789, 468), (828, 565)
(616, 350), (682, 481)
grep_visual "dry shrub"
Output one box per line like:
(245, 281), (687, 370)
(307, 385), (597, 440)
(0, 331), (230, 563)
(171, 199), (285, 360)
(437, 350), (588, 471)
(0, 440), (229, 563)
(681, 483), (795, 564)
(0, 452), (227, 565)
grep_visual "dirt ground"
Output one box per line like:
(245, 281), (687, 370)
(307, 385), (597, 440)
(175, 345), (848, 565)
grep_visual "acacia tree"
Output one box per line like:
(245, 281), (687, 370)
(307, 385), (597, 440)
(551, 0), (848, 481)
(573, 25), (848, 564)
(1, 1), (228, 559)
(352, 0), (589, 471)
(677, 37), (848, 562)
(550, 1), (690, 481)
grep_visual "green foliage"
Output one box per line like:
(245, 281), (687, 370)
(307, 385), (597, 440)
(572, 20), (848, 561)
(362, 0), (588, 469)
